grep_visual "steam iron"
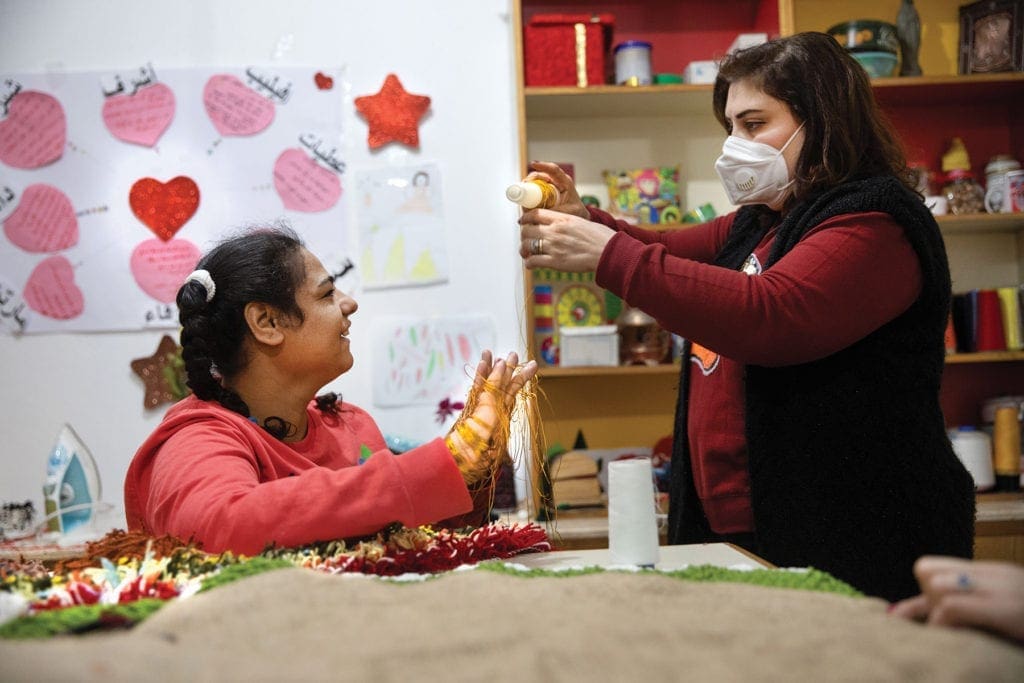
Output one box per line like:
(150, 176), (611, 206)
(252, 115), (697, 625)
(42, 424), (101, 534)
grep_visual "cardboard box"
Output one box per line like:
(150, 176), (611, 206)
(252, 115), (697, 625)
(532, 269), (623, 367)
(524, 13), (614, 87)
(560, 325), (619, 367)
(728, 32), (768, 53)
(684, 60), (718, 84)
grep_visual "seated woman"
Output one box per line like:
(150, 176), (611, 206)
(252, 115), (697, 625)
(124, 224), (536, 555)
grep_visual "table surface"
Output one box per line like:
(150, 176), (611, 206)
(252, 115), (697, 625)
(511, 542), (772, 570)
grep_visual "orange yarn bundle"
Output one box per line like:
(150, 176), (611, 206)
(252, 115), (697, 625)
(446, 369), (550, 517)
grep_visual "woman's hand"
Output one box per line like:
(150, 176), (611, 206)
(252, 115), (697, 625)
(524, 161), (589, 219)
(889, 555), (1024, 645)
(446, 350), (538, 485)
(519, 208), (615, 272)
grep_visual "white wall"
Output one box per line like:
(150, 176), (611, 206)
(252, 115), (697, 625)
(0, 0), (525, 525)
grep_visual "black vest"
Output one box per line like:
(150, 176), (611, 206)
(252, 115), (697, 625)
(667, 176), (975, 601)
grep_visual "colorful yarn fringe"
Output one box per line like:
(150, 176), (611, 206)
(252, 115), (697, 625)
(0, 522), (551, 638)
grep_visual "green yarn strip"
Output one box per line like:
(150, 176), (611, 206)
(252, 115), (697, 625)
(0, 558), (294, 639)
(0, 599), (166, 639)
(197, 557), (293, 593)
(477, 561), (863, 597)
(1, 559), (858, 640)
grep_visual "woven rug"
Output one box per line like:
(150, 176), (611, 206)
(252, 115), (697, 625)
(2, 566), (1022, 682)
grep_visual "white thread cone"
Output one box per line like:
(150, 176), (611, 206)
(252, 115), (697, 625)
(608, 457), (660, 567)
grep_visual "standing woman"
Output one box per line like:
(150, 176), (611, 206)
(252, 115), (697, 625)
(126, 224), (536, 555)
(517, 32), (974, 601)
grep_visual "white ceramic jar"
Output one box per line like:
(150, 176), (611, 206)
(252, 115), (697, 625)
(614, 41), (652, 86)
(950, 426), (994, 491)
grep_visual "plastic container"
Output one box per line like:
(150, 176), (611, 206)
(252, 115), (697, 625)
(1007, 169), (1024, 212)
(925, 195), (948, 215)
(950, 426), (994, 491)
(506, 179), (558, 209)
(984, 155), (1021, 213)
(614, 40), (652, 86)
(942, 169), (986, 215)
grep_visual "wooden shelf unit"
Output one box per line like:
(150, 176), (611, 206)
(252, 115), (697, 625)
(513, 0), (1024, 453)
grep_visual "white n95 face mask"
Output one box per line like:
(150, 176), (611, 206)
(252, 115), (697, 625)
(714, 124), (804, 208)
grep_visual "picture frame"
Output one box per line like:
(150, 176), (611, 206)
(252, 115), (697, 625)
(959, 0), (1024, 74)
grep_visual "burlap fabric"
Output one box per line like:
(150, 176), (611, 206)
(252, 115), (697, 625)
(2, 567), (1022, 681)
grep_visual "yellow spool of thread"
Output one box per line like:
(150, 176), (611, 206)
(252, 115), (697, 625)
(506, 179), (559, 209)
(993, 406), (1022, 491)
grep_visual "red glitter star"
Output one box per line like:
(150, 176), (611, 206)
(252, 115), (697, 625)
(354, 74), (431, 149)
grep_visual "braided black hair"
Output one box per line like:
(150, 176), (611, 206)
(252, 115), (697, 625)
(177, 222), (339, 439)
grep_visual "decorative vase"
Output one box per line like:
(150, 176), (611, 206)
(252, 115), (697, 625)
(897, 0), (923, 76)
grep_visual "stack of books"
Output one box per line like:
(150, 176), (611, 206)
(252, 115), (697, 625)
(548, 450), (604, 511)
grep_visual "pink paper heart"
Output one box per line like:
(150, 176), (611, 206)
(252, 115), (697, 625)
(0, 90), (66, 169)
(203, 74), (275, 137)
(102, 82), (176, 147)
(272, 148), (342, 212)
(3, 184), (78, 253)
(130, 237), (201, 303)
(23, 255), (84, 320)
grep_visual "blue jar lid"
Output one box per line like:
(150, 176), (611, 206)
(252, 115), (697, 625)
(614, 40), (652, 52)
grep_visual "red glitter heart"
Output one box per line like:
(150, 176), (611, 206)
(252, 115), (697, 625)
(314, 71), (334, 90)
(129, 176), (200, 241)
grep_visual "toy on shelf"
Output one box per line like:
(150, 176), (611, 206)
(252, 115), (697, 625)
(602, 166), (682, 224)
(532, 269), (623, 366)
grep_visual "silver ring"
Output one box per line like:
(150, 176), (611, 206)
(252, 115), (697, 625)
(531, 237), (544, 256)
(956, 573), (973, 592)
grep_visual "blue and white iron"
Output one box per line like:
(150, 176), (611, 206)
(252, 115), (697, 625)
(42, 424), (101, 534)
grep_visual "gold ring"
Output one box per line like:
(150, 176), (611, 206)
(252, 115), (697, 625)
(531, 237), (543, 255)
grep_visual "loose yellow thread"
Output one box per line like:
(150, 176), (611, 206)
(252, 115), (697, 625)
(455, 419), (491, 453)
(444, 364), (549, 516)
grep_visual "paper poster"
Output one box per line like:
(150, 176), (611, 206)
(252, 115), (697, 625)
(0, 65), (350, 333)
(0, 272), (30, 333)
(372, 315), (496, 407)
(354, 163), (449, 290)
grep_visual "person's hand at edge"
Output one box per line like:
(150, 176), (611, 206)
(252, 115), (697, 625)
(889, 555), (1024, 645)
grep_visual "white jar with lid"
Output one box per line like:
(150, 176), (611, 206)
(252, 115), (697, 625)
(985, 154), (1022, 213)
(950, 425), (994, 491)
(614, 41), (652, 86)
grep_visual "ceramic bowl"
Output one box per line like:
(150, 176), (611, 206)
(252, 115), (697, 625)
(828, 20), (900, 54)
(852, 51), (899, 78)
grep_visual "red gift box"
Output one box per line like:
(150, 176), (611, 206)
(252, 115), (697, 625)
(524, 13), (614, 87)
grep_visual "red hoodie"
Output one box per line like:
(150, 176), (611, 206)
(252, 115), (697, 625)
(124, 395), (473, 554)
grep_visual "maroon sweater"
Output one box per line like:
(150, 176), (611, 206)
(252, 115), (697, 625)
(590, 208), (921, 532)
